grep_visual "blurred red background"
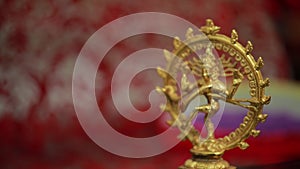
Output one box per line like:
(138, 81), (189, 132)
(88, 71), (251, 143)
(1, 0), (300, 168)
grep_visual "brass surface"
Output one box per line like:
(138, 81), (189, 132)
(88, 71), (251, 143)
(156, 19), (270, 169)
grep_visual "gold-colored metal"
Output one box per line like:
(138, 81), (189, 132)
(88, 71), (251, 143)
(156, 19), (271, 169)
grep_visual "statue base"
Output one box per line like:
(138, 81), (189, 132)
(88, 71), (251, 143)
(179, 155), (236, 169)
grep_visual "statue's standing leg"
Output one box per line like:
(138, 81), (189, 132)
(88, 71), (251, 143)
(205, 99), (219, 139)
(204, 113), (215, 139)
(190, 105), (215, 139)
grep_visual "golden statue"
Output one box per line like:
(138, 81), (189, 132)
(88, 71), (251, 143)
(156, 19), (271, 169)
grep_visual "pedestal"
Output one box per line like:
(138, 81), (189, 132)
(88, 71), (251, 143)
(179, 155), (236, 169)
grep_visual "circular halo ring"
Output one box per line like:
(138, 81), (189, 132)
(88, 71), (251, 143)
(160, 20), (270, 153)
